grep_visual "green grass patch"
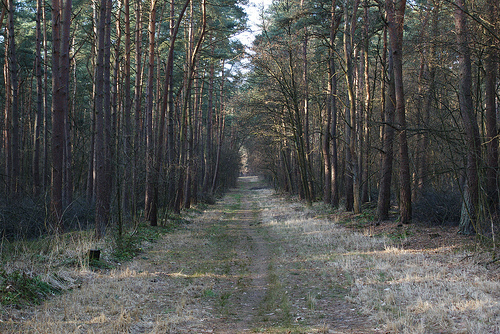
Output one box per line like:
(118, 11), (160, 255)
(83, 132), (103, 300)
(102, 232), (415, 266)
(89, 258), (113, 270)
(113, 220), (185, 261)
(387, 228), (412, 241)
(258, 262), (292, 325)
(202, 288), (216, 298)
(0, 270), (60, 307)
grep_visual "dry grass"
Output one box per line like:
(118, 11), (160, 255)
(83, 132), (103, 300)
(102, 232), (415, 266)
(0, 211), (221, 333)
(0, 230), (104, 294)
(254, 188), (500, 333)
(0, 224), (219, 333)
(1, 180), (498, 333)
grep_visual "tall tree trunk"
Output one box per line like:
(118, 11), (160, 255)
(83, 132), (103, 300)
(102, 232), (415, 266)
(343, 0), (361, 213)
(112, 0), (122, 218)
(203, 53), (215, 194)
(42, 2), (50, 190)
(3, 47), (11, 196)
(0, 8), (6, 194)
(300, 0), (313, 200)
(86, 1), (98, 205)
(417, 2), (438, 194)
(211, 59), (225, 195)
(166, 0), (176, 208)
(144, 0), (158, 225)
(330, 61), (339, 208)
(50, 0), (64, 231)
(94, 0), (111, 238)
(330, 2), (341, 207)
(455, 0), (481, 234)
(183, 0), (206, 209)
(484, 0), (498, 212)
(33, 0), (43, 196)
(165, 0), (190, 210)
(7, 0), (19, 195)
(325, 0), (340, 206)
(61, 0), (73, 208)
(386, 0), (411, 224)
(104, 0), (113, 218)
(211, 114), (224, 195)
(362, 0), (371, 203)
(191, 69), (204, 205)
(152, 0), (191, 220)
(122, 0), (132, 216)
(323, 91), (332, 204)
(132, 0), (143, 216)
(376, 35), (396, 221)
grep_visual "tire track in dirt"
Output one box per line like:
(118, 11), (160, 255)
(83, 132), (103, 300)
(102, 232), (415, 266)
(202, 177), (380, 334)
(205, 177), (276, 333)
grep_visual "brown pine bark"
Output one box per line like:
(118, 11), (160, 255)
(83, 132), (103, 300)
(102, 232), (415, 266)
(0, 8), (4, 194)
(376, 35), (396, 221)
(203, 53), (215, 194)
(326, 0), (340, 207)
(455, 0), (481, 234)
(144, 0), (158, 225)
(183, 0), (207, 209)
(112, 0), (122, 209)
(166, 0), (177, 209)
(122, 0), (133, 216)
(94, 0), (111, 238)
(361, 0), (371, 203)
(104, 0), (113, 213)
(211, 58), (226, 196)
(42, 1), (49, 190)
(86, 1), (98, 205)
(150, 0), (190, 220)
(132, 0), (143, 216)
(300, 0), (313, 200)
(484, 0), (498, 212)
(61, 0), (73, 208)
(330, 61), (339, 208)
(322, 87), (332, 204)
(7, 0), (19, 195)
(50, 0), (64, 231)
(33, 0), (43, 196)
(386, 0), (411, 224)
(3, 46), (11, 195)
(416, 2), (438, 195)
(343, 0), (361, 213)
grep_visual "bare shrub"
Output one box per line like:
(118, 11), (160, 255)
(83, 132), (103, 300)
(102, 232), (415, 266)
(412, 190), (461, 225)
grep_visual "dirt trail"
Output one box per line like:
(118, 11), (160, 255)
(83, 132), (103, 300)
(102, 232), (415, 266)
(4, 176), (498, 333)
(190, 176), (376, 333)
(1, 176), (378, 333)
(202, 177), (273, 332)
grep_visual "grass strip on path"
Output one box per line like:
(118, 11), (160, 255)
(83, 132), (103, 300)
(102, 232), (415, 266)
(1, 176), (498, 333)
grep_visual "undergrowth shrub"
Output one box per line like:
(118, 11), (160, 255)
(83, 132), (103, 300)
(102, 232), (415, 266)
(0, 197), (47, 240)
(0, 195), (95, 241)
(412, 190), (461, 225)
(197, 192), (217, 205)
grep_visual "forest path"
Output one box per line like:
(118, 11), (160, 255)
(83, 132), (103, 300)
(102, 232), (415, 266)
(1, 176), (377, 333)
(198, 176), (275, 332)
